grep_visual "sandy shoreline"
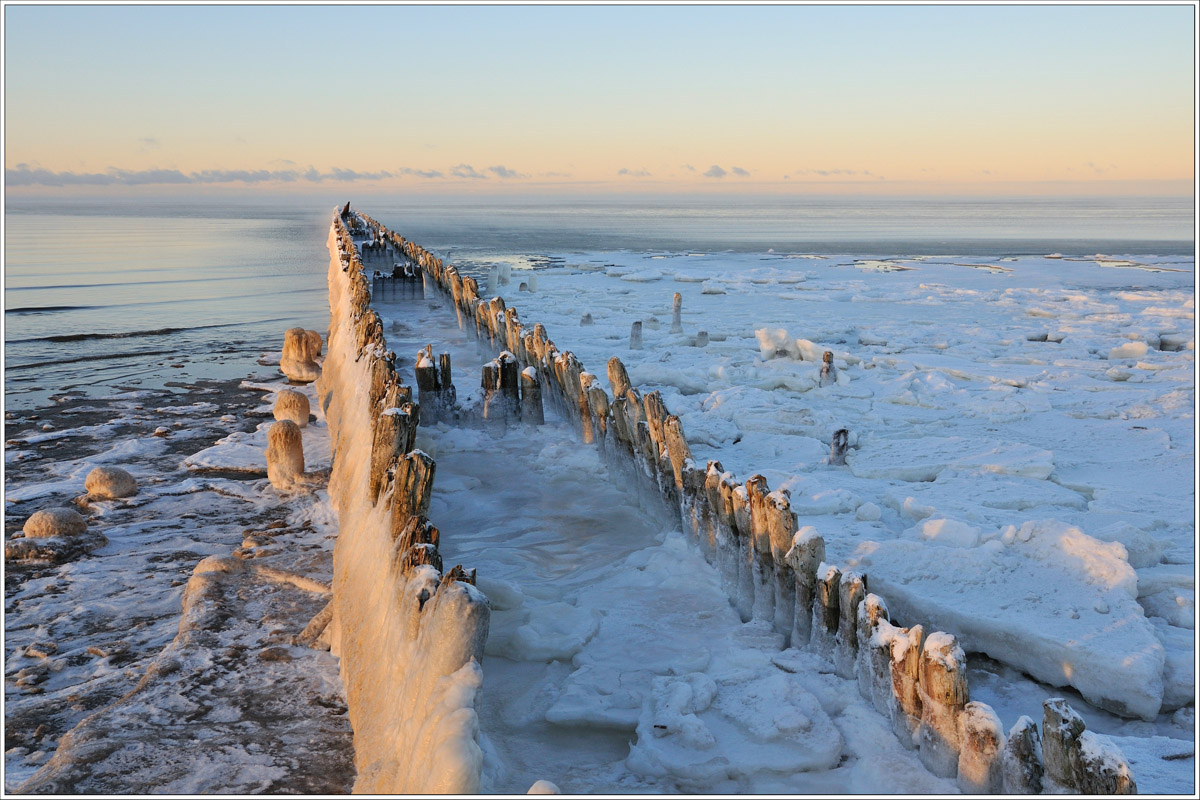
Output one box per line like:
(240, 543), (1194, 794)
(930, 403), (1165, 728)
(4, 370), (355, 792)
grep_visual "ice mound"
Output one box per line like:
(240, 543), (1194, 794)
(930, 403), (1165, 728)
(626, 669), (843, 790)
(907, 517), (982, 548)
(508, 602), (600, 662)
(544, 663), (647, 729)
(883, 471), (1086, 523)
(852, 520), (1165, 719)
(847, 436), (1054, 482)
(1109, 341), (1149, 360)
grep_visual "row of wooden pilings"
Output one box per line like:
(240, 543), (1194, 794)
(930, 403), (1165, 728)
(331, 205), (489, 677)
(348, 207), (1136, 795)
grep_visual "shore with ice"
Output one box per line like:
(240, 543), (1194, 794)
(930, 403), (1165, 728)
(5, 376), (354, 793)
(5, 205), (1193, 794)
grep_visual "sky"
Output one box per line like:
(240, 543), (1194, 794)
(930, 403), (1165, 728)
(3, 2), (1196, 196)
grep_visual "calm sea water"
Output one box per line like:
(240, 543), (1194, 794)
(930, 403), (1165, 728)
(3, 193), (1194, 410)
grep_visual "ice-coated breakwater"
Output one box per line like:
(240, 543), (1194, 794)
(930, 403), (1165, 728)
(326, 204), (1153, 794)
(320, 212), (490, 793)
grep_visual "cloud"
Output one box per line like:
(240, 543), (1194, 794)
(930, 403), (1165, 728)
(682, 164), (696, 172)
(5, 163), (396, 187)
(398, 167), (445, 179)
(138, 137), (160, 151)
(327, 167), (393, 181)
(618, 167), (652, 178)
(487, 164), (527, 179)
(730, 166), (750, 177)
(539, 171), (572, 178)
(193, 169), (298, 184)
(451, 163), (487, 180)
(703, 165), (727, 178)
(792, 168), (873, 178)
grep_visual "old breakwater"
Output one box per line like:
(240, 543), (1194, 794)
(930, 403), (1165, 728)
(322, 205), (1138, 794)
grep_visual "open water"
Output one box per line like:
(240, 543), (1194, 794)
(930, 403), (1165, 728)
(4, 192), (1193, 410)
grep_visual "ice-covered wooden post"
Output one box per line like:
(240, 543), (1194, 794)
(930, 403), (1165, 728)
(764, 490), (797, 641)
(1000, 716), (1044, 794)
(855, 592), (888, 700)
(630, 320), (643, 350)
(889, 623), (925, 747)
(387, 450), (436, 528)
(830, 428), (849, 466)
(745, 476), (776, 625)
(700, 461), (725, 563)
(670, 292), (683, 334)
(367, 350), (397, 422)
(860, 599), (897, 717)
(415, 346), (455, 423)
(811, 564), (841, 660)
(662, 415), (691, 507)
(784, 527), (824, 647)
(835, 570), (867, 678)
(695, 330), (709, 348)
(917, 631), (969, 778)
(370, 406), (414, 504)
(415, 347), (440, 423)
(588, 381), (612, 442)
(819, 350), (837, 386)
(1042, 698), (1083, 786)
(1078, 732), (1137, 794)
(726, 480), (754, 622)
(957, 701), (1005, 793)
(521, 367), (544, 425)
(483, 352), (521, 422)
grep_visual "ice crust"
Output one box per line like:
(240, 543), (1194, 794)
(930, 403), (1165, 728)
(460, 246), (1194, 725)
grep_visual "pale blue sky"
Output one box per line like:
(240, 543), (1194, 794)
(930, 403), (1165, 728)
(4, 3), (1194, 194)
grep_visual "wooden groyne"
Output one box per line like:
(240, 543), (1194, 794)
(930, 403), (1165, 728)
(317, 209), (489, 794)
(331, 205), (1138, 795)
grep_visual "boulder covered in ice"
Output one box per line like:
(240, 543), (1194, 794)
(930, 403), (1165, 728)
(22, 507), (88, 537)
(266, 420), (305, 490)
(273, 388), (311, 428)
(8, 507), (107, 563)
(84, 465), (138, 499)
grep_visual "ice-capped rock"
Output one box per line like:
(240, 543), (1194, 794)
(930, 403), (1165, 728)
(281, 327), (322, 383)
(265, 420), (305, 490)
(23, 507), (88, 538)
(273, 388), (311, 428)
(84, 466), (138, 499)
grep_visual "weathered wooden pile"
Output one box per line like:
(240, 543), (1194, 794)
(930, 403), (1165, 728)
(347, 208), (1137, 795)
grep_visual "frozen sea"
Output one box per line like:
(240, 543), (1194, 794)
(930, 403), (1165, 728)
(3, 192), (1196, 793)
